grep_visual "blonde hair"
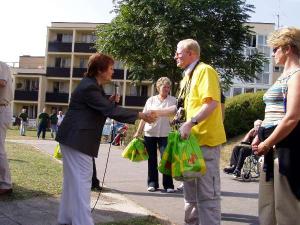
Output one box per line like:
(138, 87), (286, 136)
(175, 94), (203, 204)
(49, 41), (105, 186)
(177, 39), (200, 57)
(156, 77), (172, 90)
(267, 27), (300, 56)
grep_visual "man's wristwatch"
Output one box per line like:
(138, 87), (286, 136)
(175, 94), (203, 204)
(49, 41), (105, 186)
(191, 117), (198, 125)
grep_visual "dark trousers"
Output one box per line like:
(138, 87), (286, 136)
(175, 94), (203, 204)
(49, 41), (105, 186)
(144, 136), (174, 189)
(230, 144), (252, 171)
(37, 123), (47, 139)
(92, 157), (100, 188)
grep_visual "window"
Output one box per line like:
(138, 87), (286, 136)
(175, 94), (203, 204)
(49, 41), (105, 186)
(56, 34), (62, 42)
(233, 88), (242, 96)
(256, 73), (269, 84)
(79, 58), (87, 68)
(141, 85), (148, 97)
(54, 57), (70, 68)
(245, 88), (254, 93)
(263, 62), (270, 72)
(247, 35), (256, 47)
(62, 34), (72, 43)
(53, 82), (59, 93)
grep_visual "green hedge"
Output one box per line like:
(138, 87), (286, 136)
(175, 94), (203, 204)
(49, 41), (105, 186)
(224, 91), (265, 138)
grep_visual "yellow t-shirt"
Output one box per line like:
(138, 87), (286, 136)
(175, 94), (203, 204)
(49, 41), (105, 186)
(181, 62), (226, 146)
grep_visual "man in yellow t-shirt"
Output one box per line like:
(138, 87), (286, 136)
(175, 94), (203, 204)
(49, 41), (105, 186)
(175, 39), (226, 225)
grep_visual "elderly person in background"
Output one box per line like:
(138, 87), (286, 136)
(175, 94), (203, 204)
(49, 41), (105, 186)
(56, 53), (156, 225)
(224, 119), (262, 178)
(252, 27), (300, 225)
(134, 77), (177, 193)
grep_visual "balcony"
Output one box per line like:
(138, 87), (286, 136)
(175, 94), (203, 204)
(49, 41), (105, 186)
(73, 68), (87, 78)
(125, 96), (148, 107)
(74, 43), (96, 53)
(113, 69), (124, 80)
(46, 92), (69, 103)
(46, 67), (71, 77)
(48, 42), (72, 52)
(14, 90), (38, 101)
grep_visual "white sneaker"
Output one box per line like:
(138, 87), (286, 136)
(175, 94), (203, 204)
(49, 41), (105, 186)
(147, 186), (156, 192)
(166, 188), (175, 193)
(177, 183), (184, 191)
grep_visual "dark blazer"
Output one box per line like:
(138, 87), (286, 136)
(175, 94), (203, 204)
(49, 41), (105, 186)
(56, 76), (138, 157)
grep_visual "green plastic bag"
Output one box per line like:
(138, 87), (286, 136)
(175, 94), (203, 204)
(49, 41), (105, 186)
(159, 131), (206, 181)
(53, 144), (62, 160)
(122, 138), (149, 162)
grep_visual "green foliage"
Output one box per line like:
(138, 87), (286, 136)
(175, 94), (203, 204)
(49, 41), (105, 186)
(224, 91), (265, 138)
(96, 0), (266, 92)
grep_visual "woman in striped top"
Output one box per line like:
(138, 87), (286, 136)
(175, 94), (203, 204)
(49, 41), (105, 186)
(252, 27), (300, 225)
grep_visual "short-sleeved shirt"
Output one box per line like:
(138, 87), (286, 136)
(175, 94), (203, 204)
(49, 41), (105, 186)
(19, 112), (28, 122)
(181, 62), (226, 146)
(50, 113), (58, 124)
(143, 95), (177, 137)
(0, 61), (13, 105)
(38, 112), (50, 126)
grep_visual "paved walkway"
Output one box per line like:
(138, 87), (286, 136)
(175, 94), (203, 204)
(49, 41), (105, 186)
(3, 139), (259, 225)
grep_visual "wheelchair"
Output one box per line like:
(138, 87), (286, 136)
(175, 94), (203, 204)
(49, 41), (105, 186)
(241, 153), (261, 182)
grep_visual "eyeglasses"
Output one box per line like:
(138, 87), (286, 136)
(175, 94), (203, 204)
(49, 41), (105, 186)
(273, 46), (280, 54)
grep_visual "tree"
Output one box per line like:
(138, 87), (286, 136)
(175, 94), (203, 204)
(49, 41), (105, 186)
(95, 0), (266, 93)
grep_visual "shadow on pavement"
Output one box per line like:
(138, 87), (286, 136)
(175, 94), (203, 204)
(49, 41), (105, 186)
(221, 191), (258, 199)
(222, 213), (259, 225)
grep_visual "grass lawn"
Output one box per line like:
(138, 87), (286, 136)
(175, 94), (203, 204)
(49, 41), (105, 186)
(1, 141), (62, 201)
(7, 126), (54, 140)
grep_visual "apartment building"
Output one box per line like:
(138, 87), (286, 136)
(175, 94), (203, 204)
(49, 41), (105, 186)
(225, 22), (280, 97)
(11, 22), (154, 120)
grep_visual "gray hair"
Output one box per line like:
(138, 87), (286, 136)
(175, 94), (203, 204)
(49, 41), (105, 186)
(177, 39), (201, 57)
(156, 77), (172, 90)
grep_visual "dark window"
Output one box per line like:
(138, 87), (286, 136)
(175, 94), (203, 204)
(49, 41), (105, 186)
(55, 58), (61, 68)
(57, 34), (63, 42)
(141, 85), (148, 97)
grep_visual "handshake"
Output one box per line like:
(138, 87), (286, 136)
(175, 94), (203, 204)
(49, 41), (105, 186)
(138, 110), (158, 123)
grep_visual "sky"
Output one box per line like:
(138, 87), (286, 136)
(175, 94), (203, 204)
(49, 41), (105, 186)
(1, 0), (300, 63)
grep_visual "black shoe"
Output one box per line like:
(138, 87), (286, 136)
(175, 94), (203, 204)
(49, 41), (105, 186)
(233, 170), (241, 178)
(223, 166), (235, 174)
(91, 185), (102, 191)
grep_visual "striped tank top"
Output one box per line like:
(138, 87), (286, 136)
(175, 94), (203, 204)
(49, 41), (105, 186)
(262, 68), (300, 128)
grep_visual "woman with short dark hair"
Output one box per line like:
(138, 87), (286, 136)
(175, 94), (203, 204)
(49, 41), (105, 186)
(56, 53), (156, 225)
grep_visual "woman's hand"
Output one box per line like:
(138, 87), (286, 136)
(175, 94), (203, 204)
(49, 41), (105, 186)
(109, 94), (120, 103)
(138, 111), (157, 123)
(133, 131), (140, 138)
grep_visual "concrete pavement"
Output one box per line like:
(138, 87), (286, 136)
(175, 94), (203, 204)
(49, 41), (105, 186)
(3, 139), (259, 225)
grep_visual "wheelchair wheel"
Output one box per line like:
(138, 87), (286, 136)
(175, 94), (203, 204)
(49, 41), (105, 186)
(242, 171), (252, 182)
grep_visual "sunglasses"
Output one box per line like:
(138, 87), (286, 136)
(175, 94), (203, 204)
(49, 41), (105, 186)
(273, 46), (280, 54)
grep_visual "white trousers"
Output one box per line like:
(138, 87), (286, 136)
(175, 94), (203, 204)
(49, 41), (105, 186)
(259, 156), (300, 225)
(183, 145), (221, 225)
(0, 105), (12, 189)
(58, 144), (94, 225)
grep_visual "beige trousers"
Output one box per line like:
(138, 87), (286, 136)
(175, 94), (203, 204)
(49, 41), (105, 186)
(259, 156), (300, 225)
(183, 145), (221, 225)
(0, 105), (12, 189)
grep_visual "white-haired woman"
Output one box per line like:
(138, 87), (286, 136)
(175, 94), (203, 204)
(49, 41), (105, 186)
(134, 77), (176, 193)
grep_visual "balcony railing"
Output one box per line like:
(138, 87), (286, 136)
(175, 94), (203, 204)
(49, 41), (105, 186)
(74, 43), (96, 53)
(73, 68), (87, 78)
(46, 92), (69, 103)
(14, 90), (38, 101)
(125, 96), (148, 107)
(48, 42), (72, 52)
(46, 67), (71, 77)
